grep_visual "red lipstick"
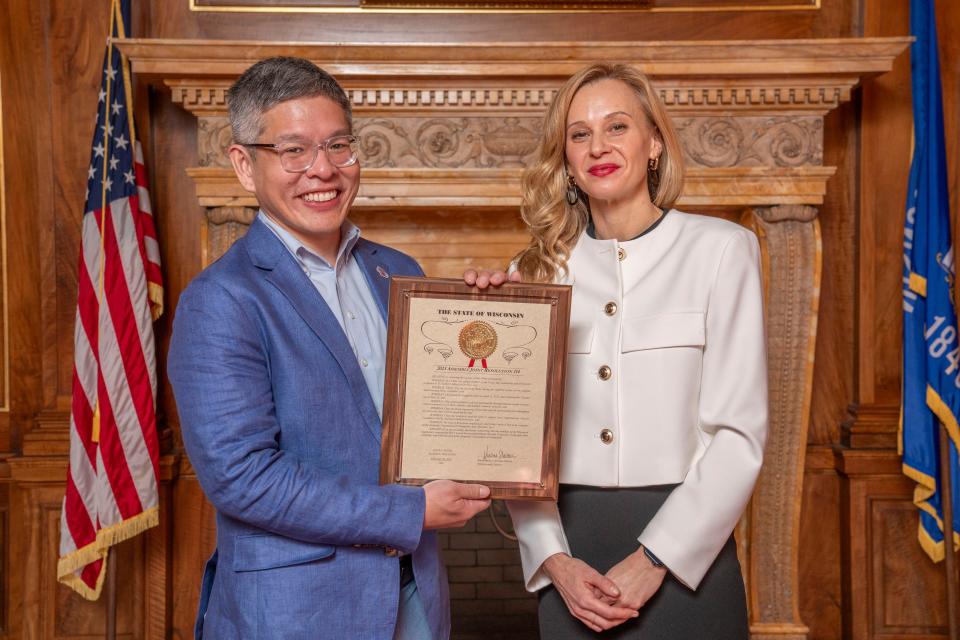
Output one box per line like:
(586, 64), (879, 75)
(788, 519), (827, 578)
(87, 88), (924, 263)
(588, 163), (620, 177)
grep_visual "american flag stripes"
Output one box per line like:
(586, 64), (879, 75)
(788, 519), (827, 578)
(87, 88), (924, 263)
(57, 0), (163, 600)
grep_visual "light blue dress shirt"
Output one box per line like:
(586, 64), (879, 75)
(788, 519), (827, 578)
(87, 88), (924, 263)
(258, 211), (388, 418)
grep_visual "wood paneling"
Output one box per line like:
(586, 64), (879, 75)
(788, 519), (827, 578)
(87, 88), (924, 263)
(0, 63), (8, 422)
(873, 500), (947, 631)
(10, 479), (144, 640)
(7, 456), (177, 640)
(799, 448), (842, 640)
(351, 209), (529, 278)
(47, 2), (112, 413)
(1, 0), (47, 456)
(169, 473), (215, 639)
(938, 4), (960, 262)
(134, 0), (856, 44)
(0, 479), (8, 637)
(840, 450), (951, 640)
(147, 87), (201, 453)
(0, 0), (954, 638)
(859, 0), (911, 407)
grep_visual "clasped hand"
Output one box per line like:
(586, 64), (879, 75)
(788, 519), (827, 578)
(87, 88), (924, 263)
(542, 548), (667, 632)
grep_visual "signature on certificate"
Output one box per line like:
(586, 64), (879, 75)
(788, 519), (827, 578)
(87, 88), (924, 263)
(482, 445), (517, 461)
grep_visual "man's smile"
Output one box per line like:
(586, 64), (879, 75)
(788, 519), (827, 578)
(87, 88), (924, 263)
(300, 189), (339, 203)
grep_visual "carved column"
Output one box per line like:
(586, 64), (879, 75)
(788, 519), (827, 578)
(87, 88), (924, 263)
(744, 205), (822, 640)
(203, 206), (256, 267)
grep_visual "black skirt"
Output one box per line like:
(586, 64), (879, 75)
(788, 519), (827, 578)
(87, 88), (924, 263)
(537, 484), (749, 640)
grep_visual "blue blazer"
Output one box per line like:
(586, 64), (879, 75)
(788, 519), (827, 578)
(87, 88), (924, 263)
(168, 218), (448, 640)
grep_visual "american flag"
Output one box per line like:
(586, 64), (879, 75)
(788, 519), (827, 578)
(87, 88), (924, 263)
(57, 0), (163, 600)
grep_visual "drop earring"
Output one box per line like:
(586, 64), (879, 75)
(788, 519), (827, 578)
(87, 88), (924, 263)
(648, 155), (660, 171)
(565, 173), (579, 206)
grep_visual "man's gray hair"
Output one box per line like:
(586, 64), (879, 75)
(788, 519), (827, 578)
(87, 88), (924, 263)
(227, 56), (353, 144)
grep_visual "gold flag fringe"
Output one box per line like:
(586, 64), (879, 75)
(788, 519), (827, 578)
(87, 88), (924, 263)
(58, 557), (108, 601)
(896, 384), (960, 564)
(148, 282), (164, 321)
(57, 506), (159, 601)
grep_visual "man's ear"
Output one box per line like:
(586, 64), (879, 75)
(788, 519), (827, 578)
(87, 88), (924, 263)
(228, 144), (257, 193)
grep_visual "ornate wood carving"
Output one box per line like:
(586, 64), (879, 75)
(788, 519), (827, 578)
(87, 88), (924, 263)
(355, 116), (541, 168)
(203, 207), (257, 265)
(743, 205), (821, 640)
(197, 117), (233, 167)
(675, 117), (823, 168)
(116, 36), (911, 640)
(171, 80), (856, 115)
(195, 113), (824, 170)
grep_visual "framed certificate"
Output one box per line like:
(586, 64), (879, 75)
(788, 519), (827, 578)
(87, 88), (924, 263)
(380, 277), (572, 500)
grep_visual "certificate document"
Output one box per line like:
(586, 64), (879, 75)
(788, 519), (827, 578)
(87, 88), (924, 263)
(380, 277), (572, 500)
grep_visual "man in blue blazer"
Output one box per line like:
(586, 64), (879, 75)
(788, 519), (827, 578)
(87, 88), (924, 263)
(168, 57), (491, 640)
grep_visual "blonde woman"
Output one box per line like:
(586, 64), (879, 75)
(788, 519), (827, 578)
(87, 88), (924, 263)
(466, 64), (767, 638)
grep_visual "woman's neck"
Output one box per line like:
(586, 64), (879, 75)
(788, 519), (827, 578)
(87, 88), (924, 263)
(590, 197), (662, 241)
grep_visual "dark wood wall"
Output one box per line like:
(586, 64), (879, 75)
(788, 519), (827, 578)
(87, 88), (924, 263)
(0, 0), (957, 638)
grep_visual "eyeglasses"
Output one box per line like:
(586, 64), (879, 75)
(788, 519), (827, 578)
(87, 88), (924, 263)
(242, 135), (360, 172)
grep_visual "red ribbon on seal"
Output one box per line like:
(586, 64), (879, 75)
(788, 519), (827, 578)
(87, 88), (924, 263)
(467, 359), (488, 369)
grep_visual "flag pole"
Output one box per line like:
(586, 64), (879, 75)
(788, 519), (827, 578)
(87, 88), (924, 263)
(940, 424), (959, 640)
(103, 8), (119, 640)
(105, 546), (117, 640)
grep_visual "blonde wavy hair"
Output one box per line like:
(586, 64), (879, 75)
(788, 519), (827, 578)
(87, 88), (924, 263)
(514, 63), (685, 282)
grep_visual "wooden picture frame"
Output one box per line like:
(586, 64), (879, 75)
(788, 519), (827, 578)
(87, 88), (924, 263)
(380, 277), (571, 500)
(189, 0), (817, 12)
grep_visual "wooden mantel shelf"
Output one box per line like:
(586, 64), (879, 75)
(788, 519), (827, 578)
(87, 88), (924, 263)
(118, 37), (911, 79)
(119, 37), (911, 122)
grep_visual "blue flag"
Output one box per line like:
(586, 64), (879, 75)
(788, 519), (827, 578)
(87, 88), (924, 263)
(901, 0), (960, 562)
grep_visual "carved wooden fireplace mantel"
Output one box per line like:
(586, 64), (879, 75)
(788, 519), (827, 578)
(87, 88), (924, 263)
(118, 37), (909, 640)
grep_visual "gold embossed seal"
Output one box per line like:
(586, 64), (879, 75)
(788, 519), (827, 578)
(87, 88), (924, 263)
(459, 321), (497, 368)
